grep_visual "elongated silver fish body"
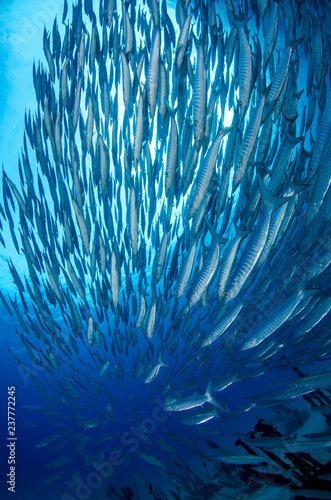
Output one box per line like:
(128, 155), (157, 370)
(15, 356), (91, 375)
(144, 301), (157, 338)
(193, 44), (207, 150)
(129, 187), (138, 257)
(262, 39), (301, 122)
(187, 129), (226, 219)
(165, 116), (179, 196)
(225, 179), (290, 303)
(153, 231), (168, 283)
(147, 28), (160, 118)
(111, 251), (120, 308)
(121, 51), (131, 110)
(263, 2), (278, 68)
(232, 92), (266, 191)
(175, 11), (193, 75)
(202, 302), (243, 347)
(188, 241), (220, 310)
(231, 18), (252, 119)
(134, 90), (145, 170)
(136, 294), (147, 328)
(177, 239), (197, 299)
(165, 381), (221, 411)
(242, 288), (317, 350)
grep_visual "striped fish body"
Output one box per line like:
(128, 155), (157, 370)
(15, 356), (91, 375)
(232, 92), (266, 192)
(242, 289), (315, 350)
(144, 301), (157, 338)
(231, 19), (252, 120)
(134, 90), (145, 169)
(187, 130), (225, 219)
(165, 116), (179, 196)
(262, 40), (301, 122)
(177, 239), (197, 299)
(147, 28), (160, 118)
(307, 136), (331, 218)
(202, 303), (243, 347)
(263, 2), (278, 68)
(136, 294), (146, 328)
(175, 11), (193, 75)
(111, 251), (120, 308)
(153, 231), (168, 283)
(121, 51), (131, 110)
(193, 44), (207, 150)
(165, 394), (207, 411)
(308, 92), (331, 180)
(188, 241), (220, 310)
(225, 204), (273, 303)
(291, 370), (331, 390)
(218, 231), (248, 300)
(129, 187), (138, 256)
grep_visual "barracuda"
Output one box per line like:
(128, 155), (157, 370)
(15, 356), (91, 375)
(165, 381), (221, 412)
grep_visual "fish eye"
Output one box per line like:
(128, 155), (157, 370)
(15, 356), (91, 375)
(234, 175), (237, 179)
(308, 271), (312, 275)
(226, 293), (229, 296)
(306, 214), (309, 218)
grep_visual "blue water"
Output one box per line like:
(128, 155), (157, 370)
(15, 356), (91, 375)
(0, 0), (331, 499)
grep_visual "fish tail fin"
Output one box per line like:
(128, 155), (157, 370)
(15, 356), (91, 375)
(300, 279), (320, 299)
(208, 395), (222, 409)
(258, 175), (291, 211)
(311, 14), (326, 25)
(192, 31), (199, 49)
(262, 82), (272, 96)
(212, 80), (222, 96)
(282, 129), (303, 147)
(254, 396), (263, 408)
(234, 222), (250, 239)
(230, 16), (252, 30)
(165, 98), (179, 115)
(217, 120), (236, 137)
(213, 408), (221, 419)
(284, 175), (309, 195)
(203, 216), (228, 244)
(205, 379), (213, 396)
(289, 38), (303, 52)
(224, 399), (236, 418)
(157, 349), (170, 368)
(205, 380), (222, 409)
(173, 305), (189, 328)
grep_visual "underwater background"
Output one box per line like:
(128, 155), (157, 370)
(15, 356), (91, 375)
(0, 0), (331, 499)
